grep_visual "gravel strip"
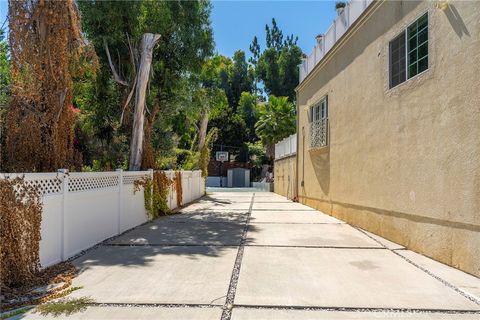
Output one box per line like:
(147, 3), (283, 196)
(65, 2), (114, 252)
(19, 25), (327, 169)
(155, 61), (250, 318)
(91, 302), (219, 309)
(233, 304), (480, 314)
(220, 193), (255, 320)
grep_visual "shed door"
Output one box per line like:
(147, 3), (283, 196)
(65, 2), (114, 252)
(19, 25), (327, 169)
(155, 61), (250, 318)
(232, 169), (245, 187)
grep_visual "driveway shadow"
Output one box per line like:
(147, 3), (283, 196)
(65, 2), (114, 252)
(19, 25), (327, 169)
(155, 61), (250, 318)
(72, 212), (257, 272)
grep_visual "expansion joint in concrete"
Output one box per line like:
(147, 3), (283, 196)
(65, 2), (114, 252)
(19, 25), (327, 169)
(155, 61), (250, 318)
(102, 243), (239, 248)
(244, 244), (386, 249)
(232, 304), (480, 314)
(250, 222), (344, 225)
(91, 302), (219, 309)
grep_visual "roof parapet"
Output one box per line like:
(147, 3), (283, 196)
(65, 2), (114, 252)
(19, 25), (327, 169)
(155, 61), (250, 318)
(299, 0), (374, 84)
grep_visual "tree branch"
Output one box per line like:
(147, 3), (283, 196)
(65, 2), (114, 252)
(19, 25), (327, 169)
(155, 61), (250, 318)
(103, 39), (129, 86)
(120, 74), (137, 124)
(126, 33), (137, 74)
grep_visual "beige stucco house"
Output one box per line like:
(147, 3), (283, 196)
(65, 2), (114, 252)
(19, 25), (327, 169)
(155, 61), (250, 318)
(276, 0), (480, 277)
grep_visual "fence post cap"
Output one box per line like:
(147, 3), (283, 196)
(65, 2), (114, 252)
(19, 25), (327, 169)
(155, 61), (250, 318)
(58, 169), (69, 174)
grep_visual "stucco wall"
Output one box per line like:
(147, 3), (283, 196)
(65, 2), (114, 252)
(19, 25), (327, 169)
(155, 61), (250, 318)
(274, 156), (296, 199)
(296, 1), (480, 276)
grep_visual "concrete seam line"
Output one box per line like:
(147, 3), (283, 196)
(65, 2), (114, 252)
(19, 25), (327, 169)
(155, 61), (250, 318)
(102, 244), (240, 248)
(190, 209), (249, 211)
(90, 302), (220, 309)
(250, 209), (316, 211)
(248, 222), (345, 225)
(65, 219), (154, 263)
(248, 201), (292, 203)
(82, 303), (480, 314)
(156, 221), (248, 224)
(232, 304), (480, 314)
(354, 227), (480, 306)
(67, 209), (243, 262)
(243, 245), (386, 249)
(101, 243), (386, 249)
(220, 193), (255, 320)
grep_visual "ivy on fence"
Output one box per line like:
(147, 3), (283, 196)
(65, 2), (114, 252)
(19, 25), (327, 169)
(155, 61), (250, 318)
(135, 171), (172, 219)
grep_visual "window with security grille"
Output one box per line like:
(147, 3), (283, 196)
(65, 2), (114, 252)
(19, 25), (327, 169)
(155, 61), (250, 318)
(389, 12), (428, 88)
(309, 96), (328, 149)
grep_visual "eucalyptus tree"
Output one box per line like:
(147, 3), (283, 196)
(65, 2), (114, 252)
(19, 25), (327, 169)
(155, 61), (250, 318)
(78, 0), (214, 170)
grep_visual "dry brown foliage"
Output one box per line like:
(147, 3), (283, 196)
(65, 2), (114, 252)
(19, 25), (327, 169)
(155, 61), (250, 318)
(0, 177), (42, 289)
(174, 171), (183, 207)
(0, 177), (79, 311)
(4, 0), (87, 172)
(1, 261), (77, 311)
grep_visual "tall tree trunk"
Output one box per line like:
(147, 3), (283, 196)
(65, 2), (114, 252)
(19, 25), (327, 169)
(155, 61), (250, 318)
(266, 143), (275, 160)
(141, 103), (159, 170)
(129, 33), (160, 171)
(197, 109), (209, 151)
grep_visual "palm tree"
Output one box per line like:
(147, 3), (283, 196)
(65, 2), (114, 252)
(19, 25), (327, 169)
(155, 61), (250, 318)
(255, 96), (296, 159)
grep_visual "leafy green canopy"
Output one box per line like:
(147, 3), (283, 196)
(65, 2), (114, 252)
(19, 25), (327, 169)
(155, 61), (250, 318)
(251, 18), (303, 102)
(207, 18), (303, 160)
(173, 55), (227, 156)
(255, 95), (296, 147)
(208, 51), (257, 151)
(237, 92), (258, 143)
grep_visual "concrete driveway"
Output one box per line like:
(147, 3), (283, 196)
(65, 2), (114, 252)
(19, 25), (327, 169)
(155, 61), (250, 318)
(18, 191), (480, 319)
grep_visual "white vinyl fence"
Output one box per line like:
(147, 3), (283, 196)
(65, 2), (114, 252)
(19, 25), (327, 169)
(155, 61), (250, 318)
(275, 134), (297, 160)
(0, 169), (205, 267)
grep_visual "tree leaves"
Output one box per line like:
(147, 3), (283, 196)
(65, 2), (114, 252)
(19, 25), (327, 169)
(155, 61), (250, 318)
(251, 18), (302, 101)
(255, 95), (296, 148)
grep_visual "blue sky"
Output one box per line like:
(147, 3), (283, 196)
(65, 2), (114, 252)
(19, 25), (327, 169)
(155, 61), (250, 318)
(0, 0), (337, 57)
(211, 0), (336, 57)
(0, 1), (6, 32)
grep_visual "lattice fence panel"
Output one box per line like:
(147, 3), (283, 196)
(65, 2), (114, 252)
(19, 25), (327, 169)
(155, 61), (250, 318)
(0, 174), (63, 196)
(123, 174), (149, 185)
(68, 175), (119, 192)
(23, 178), (63, 195)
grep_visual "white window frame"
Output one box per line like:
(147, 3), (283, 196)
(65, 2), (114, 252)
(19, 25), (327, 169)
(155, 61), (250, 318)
(310, 97), (328, 122)
(309, 96), (328, 149)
